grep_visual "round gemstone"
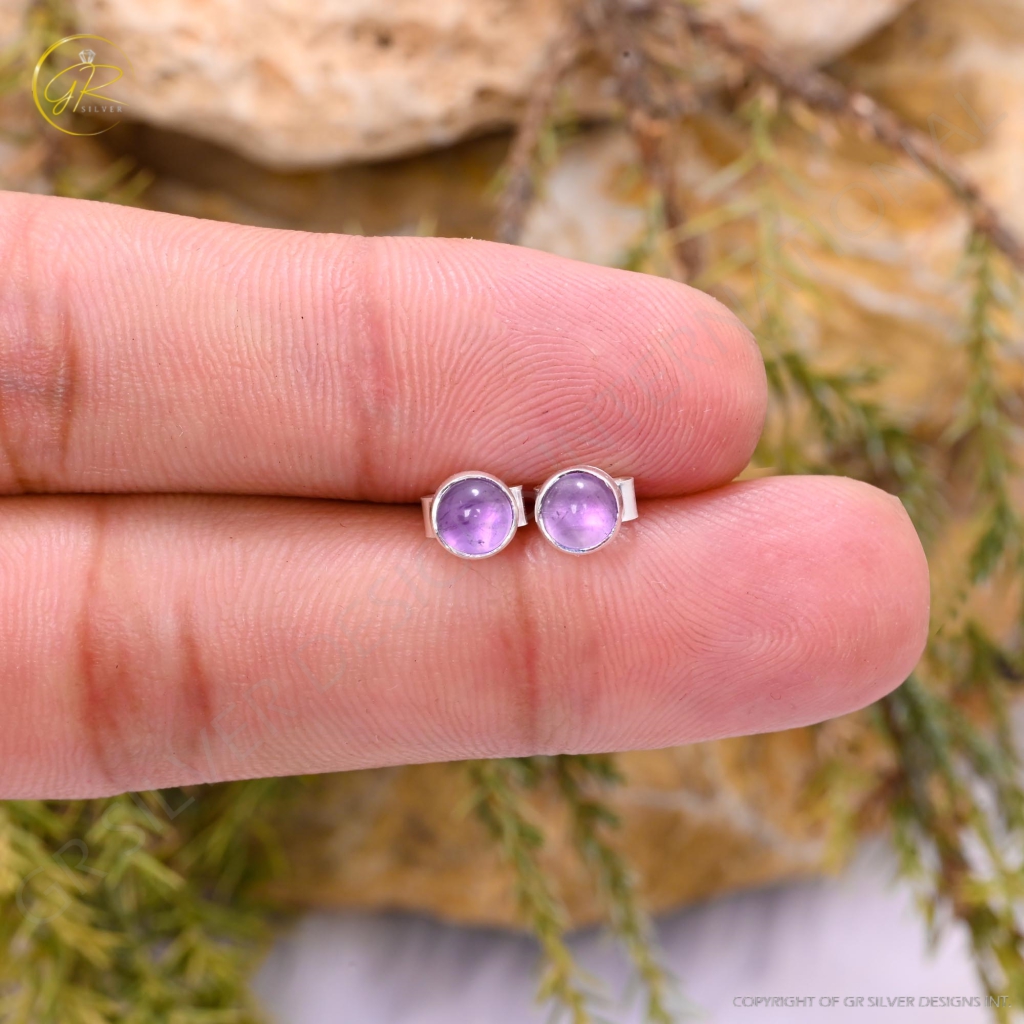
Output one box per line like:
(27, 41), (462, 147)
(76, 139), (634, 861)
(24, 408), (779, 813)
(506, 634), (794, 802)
(537, 470), (620, 553)
(434, 476), (515, 557)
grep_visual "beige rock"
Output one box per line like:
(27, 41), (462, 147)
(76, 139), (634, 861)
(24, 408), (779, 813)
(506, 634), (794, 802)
(70, 0), (574, 169)
(68, 0), (913, 169)
(709, 0), (913, 64)
(520, 128), (647, 265)
(269, 730), (855, 927)
(839, 0), (1024, 240)
(0, 0), (28, 52)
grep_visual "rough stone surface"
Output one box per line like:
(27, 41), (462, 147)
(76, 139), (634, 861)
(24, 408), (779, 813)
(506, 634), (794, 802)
(518, 127), (647, 265)
(70, 0), (573, 168)
(709, 0), (913, 64)
(67, 0), (914, 168)
(268, 730), (855, 927)
(0, 0), (29, 52)
(837, 0), (1024, 240)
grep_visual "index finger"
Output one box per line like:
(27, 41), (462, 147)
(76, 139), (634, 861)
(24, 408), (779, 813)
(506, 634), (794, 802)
(0, 191), (765, 499)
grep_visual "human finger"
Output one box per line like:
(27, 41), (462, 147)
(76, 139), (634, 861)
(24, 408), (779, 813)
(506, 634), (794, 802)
(0, 190), (764, 499)
(0, 475), (928, 798)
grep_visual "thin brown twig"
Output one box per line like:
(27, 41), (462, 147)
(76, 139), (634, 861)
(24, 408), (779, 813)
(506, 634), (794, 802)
(673, 2), (1024, 272)
(495, 11), (584, 244)
(497, 0), (705, 278)
(581, 0), (703, 279)
(499, 0), (1024, 275)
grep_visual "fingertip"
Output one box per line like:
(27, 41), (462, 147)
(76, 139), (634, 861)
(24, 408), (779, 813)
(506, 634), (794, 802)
(448, 240), (769, 494)
(518, 474), (932, 757)
(0, 196), (768, 500)
(756, 474), (931, 718)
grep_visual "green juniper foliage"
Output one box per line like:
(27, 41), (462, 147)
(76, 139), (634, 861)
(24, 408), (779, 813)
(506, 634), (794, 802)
(551, 756), (682, 1024)
(467, 755), (686, 1024)
(643, 88), (1024, 1022)
(3, 3), (1024, 1024)
(876, 233), (1024, 1018)
(466, 759), (597, 1024)
(0, 782), (297, 1024)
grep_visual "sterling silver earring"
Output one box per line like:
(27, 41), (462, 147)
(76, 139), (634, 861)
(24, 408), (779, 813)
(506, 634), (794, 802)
(422, 472), (527, 559)
(532, 466), (637, 554)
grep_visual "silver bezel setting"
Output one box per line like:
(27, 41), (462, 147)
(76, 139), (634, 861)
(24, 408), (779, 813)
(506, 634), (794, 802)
(533, 465), (633, 556)
(421, 471), (526, 559)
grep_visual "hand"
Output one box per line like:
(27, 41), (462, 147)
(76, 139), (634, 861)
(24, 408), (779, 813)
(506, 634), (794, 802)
(0, 190), (929, 799)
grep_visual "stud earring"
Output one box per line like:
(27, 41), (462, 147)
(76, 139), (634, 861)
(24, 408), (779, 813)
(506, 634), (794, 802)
(532, 466), (637, 554)
(422, 471), (527, 559)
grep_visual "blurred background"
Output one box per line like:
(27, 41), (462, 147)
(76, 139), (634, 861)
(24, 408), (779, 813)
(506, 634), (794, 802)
(1, 1), (1024, 1022)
